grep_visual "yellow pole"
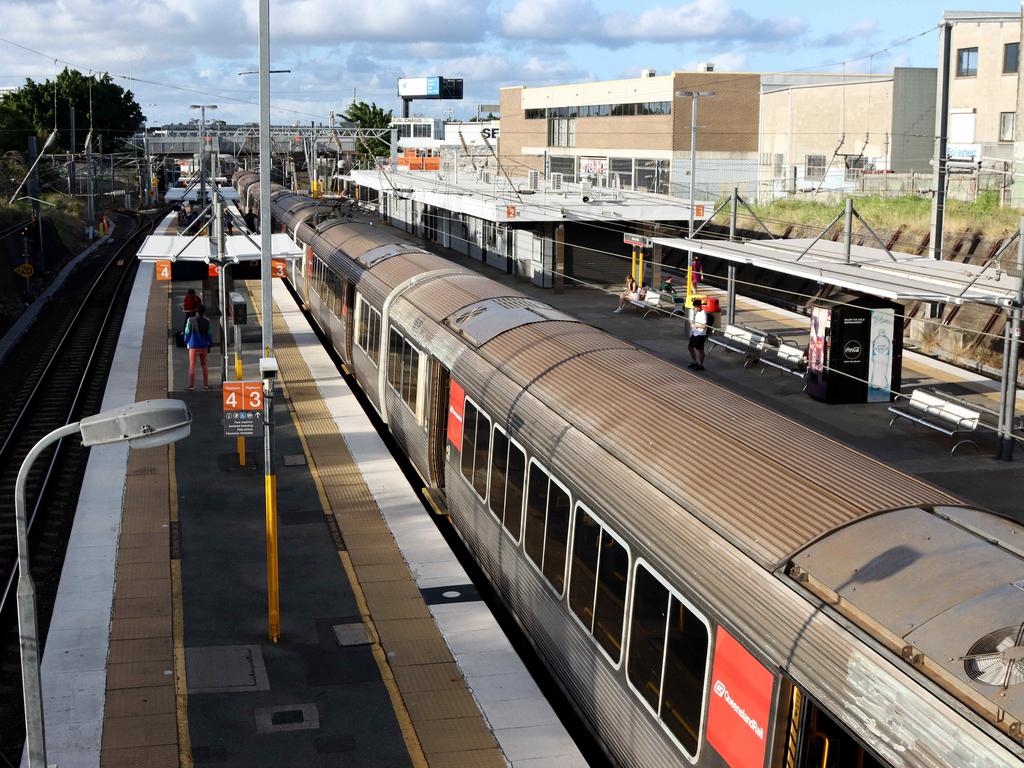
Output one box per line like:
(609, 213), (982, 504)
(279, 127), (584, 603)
(638, 248), (645, 288)
(686, 262), (694, 308)
(631, 247), (637, 281)
(237, 436), (246, 467)
(235, 352), (243, 380)
(265, 472), (280, 641)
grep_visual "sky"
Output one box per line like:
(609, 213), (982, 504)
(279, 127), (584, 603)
(0, 0), (1015, 126)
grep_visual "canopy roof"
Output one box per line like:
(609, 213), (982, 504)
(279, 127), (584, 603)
(165, 185), (240, 202)
(653, 236), (1019, 308)
(136, 233), (302, 263)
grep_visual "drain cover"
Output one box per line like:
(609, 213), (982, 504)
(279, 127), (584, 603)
(185, 645), (270, 693)
(283, 454), (307, 466)
(333, 622), (371, 647)
(255, 703), (319, 733)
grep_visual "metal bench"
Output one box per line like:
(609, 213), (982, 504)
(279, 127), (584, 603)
(658, 291), (688, 317)
(759, 341), (808, 380)
(707, 324), (768, 366)
(627, 290), (665, 318)
(888, 388), (982, 454)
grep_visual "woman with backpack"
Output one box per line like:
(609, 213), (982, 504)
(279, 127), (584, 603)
(184, 304), (214, 391)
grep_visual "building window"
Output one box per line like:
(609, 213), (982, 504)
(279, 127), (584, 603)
(844, 155), (867, 182)
(525, 108), (546, 120)
(580, 104), (611, 117)
(548, 117), (575, 148)
(1001, 111), (1016, 142)
(610, 157), (632, 189)
(638, 101), (671, 115)
(1006, 42), (1020, 74)
(626, 562), (710, 758)
(805, 154), (826, 181)
(634, 158), (670, 194)
(548, 155), (576, 182)
(957, 47), (978, 77)
(413, 124), (432, 138)
(386, 328), (421, 419)
(611, 103), (637, 116)
(396, 124), (412, 138)
(355, 296), (381, 365)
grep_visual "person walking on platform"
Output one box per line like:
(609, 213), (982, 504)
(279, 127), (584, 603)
(688, 298), (708, 371)
(184, 304), (214, 391)
(182, 288), (201, 330)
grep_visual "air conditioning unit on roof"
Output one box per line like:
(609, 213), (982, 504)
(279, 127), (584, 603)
(528, 170), (539, 191)
(550, 172), (563, 191)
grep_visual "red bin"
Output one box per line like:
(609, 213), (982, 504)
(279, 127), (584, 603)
(702, 296), (720, 313)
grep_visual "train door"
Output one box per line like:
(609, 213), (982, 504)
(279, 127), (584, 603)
(303, 244), (313, 306)
(425, 358), (450, 489)
(342, 279), (355, 361)
(781, 687), (890, 768)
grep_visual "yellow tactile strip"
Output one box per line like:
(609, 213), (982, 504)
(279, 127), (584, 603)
(255, 284), (507, 768)
(100, 275), (178, 768)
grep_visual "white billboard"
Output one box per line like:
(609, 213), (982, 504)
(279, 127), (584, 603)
(398, 77), (441, 98)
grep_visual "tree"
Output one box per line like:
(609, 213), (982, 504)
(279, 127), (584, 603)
(342, 101), (393, 165)
(0, 68), (143, 155)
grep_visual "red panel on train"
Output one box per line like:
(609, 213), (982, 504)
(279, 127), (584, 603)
(707, 626), (774, 768)
(448, 380), (465, 450)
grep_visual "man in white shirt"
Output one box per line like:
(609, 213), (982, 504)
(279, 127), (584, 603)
(688, 298), (708, 371)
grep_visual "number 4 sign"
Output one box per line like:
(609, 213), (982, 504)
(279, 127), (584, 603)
(156, 260), (172, 281)
(223, 382), (264, 412)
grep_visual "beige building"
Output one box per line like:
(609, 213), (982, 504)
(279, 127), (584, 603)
(498, 69), (762, 199)
(945, 10), (1019, 163)
(759, 69), (936, 196)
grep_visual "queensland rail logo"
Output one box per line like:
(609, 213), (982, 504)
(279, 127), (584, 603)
(713, 679), (764, 740)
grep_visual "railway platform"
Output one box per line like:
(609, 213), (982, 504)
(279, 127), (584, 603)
(31, 217), (587, 767)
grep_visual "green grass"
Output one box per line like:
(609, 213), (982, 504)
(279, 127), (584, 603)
(715, 192), (1020, 243)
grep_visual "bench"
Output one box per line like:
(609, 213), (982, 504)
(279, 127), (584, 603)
(625, 289), (665, 318)
(658, 291), (689, 317)
(759, 341), (808, 380)
(888, 388), (982, 454)
(932, 388), (1023, 433)
(707, 324), (768, 366)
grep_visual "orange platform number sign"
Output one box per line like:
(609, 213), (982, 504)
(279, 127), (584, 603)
(223, 382), (264, 412)
(271, 259), (287, 278)
(156, 260), (172, 281)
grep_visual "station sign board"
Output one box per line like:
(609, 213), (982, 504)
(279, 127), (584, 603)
(623, 233), (652, 248)
(208, 264), (221, 277)
(223, 381), (265, 437)
(14, 263), (34, 278)
(271, 259), (287, 278)
(156, 260), (172, 281)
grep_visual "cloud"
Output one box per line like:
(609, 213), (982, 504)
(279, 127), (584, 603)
(500, 0), (805, 46)
(813, 19), (880, 47)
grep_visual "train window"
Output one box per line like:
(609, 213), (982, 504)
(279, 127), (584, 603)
(459, 399), (490, 499)
(386, 328), (421, 419)
(356, 297), (381, 365)
(524, 461), (571, 594)
(504, 441), (525, 540)
(627, 561), (709, 759)
(569, 504), (629, 664)
(795, 693), (889, 768)
(488, 427), (526, 541)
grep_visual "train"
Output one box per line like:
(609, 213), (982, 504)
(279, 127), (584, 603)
(235, 172), (1024, 768)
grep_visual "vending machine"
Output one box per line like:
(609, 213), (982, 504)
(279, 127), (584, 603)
(806, 294), (902, 404)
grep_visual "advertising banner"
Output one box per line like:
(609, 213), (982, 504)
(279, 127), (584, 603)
(398, 76), (441, 98)
(867, 308), (895, 402)
(447, 380), (466, 450)
(707, 626), (774, 768)
(808, 306), (829, 374)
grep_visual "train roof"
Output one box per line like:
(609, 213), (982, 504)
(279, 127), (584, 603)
(792, 504), (1024, 735)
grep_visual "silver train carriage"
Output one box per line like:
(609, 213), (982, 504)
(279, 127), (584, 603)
(236, 172), (1024, 768)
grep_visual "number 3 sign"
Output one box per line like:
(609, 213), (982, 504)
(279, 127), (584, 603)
(223, 382), (264, 411)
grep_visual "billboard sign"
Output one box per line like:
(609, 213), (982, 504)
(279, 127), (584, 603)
(398, 77), (441, 98)
(447, 379), (466, 450)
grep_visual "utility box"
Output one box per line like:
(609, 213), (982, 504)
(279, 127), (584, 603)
(229, 291), (247, 325)
(806, 293), (903, 404)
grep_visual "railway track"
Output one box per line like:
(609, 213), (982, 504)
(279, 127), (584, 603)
(0, 210), (155, 761)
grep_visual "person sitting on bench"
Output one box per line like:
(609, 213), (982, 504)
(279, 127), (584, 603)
(615, 275), (639, 313)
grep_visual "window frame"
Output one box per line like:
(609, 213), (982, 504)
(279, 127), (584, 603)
(805, 154), (826, 181)
(567, 501), (631, 670)
(386, 325), (425, 425)
(624, 558), (713, 763)
(487, 424), (527, 544)
(1000, 111), (1016, 142)
(1005, 42), (1020, 75)
(461, 395), (491, 502)
(355, 294), (381, 365)
(522, 457), (572, 598)
(956, 46), (978, 77)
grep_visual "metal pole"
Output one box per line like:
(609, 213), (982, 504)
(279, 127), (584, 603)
(215, 195), (228, 386)
(390, 127), (398, 171)
(69, 104), (76, 197)
(998, 217), (1024, 461)
(258, 0), (280, 643)
(688, 95), (698, 274)
(844, 198), (854, 264)
(199, 106), (207, 215)
(727, 186), (738, 326)
(26, 137), (43, 274)
(85, 133), (95, 239)
(16, 421), (82, 767)
(930, 21), (952, 265)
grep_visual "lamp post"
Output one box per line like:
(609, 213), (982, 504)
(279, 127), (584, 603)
(189, 104), (217, 215)
(675, 90), (714, 279)
(16, 400), (191, 767)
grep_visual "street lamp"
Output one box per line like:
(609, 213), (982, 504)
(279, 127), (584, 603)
(189, 104), (217, 211)
(674, 90), (714, 278)
(16, 399), (191, 767)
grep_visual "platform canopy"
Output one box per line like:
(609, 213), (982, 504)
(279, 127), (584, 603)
(165, 185), (240, 202)
(652, 236), (1020, 308)
(136, 233), (302, 263)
